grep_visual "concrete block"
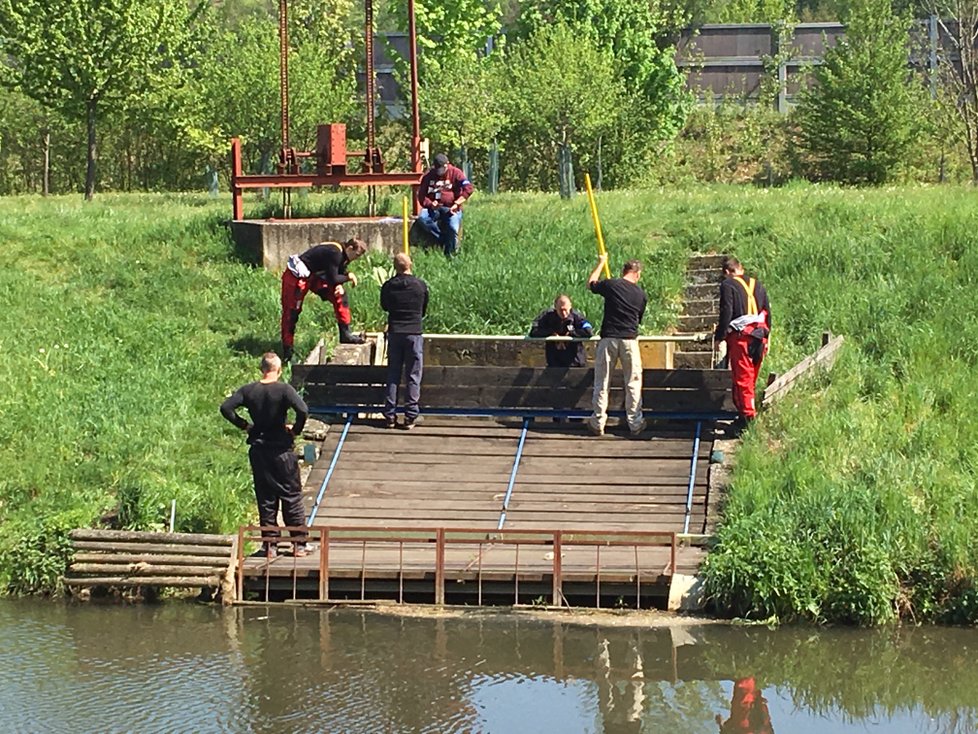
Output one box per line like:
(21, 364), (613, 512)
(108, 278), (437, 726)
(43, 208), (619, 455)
(231, 218), (407, 272)
(667, 573), (707, 612)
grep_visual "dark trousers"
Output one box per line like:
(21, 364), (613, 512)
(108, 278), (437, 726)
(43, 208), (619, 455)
(248, 444), (308, 544)
(384, 333), (424, 421)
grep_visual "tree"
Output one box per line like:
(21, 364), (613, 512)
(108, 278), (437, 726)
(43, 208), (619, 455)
(418, 52), (507, 162)
(387, 0), (502, 78)
(498, 24), (623, 191)
(515, 0), (690, 186)
(796, 0), (922, 184)
(0, 0), (200, 199)
(932, 0), (978, 183)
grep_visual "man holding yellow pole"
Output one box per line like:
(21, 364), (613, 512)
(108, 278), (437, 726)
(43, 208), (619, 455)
(586, 254), (647, 437)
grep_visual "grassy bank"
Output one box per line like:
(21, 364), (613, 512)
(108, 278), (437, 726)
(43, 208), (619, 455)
(1, 186), (977, 625)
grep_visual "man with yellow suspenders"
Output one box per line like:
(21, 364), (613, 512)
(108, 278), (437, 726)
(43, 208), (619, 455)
(714, 257), (771, 430)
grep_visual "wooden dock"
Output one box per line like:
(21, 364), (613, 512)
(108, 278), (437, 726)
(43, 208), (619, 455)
(240, 415), (721, 607)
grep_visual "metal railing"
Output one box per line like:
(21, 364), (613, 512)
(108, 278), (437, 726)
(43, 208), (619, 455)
(236, 525), (678, 608)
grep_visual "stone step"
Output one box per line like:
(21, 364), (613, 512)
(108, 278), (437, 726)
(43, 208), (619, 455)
(682, 298), (719, 317)
(685, 268), (724, 286)
(678, 314), (717, 332)
(675, 340), (714, 354)
(686, 254), (727, 270)
(674, 351), (716, 369)
(684, 283), (719, 301)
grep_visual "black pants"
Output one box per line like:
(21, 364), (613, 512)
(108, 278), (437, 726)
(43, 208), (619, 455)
(248, 444), (307, 543)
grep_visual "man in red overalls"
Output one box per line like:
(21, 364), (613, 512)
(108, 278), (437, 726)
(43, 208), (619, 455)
(714, 257), (771, 432)
(280, 238), (368, 362)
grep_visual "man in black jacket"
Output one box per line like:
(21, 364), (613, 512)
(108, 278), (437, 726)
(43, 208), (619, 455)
(380, 253), (429, 429)
(529, 295), (594, 368)
(280, 238), (368, 362)
(220, 352), (309, 557)
(714, 257), (771, 428)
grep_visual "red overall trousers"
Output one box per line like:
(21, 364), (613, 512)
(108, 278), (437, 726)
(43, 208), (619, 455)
(280, 270), (351, 350)
(726, 330), (765, 419)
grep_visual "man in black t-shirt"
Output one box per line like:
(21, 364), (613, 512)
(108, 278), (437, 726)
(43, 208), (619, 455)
(586, 254), (648, 437)
(220, 352), (309, 557)
(380, 253), (429, 429)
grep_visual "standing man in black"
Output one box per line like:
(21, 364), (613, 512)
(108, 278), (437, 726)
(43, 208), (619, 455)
(586, 254), (648, 437)
(381, 252), (429, 429)
(220, 352), (309, 557)
(529, 294), (594, 368)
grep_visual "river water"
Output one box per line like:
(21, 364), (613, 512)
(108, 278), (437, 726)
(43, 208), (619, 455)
(1, 600), (975, 734)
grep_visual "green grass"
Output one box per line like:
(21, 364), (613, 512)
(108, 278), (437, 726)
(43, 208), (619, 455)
(2, 185), (978, 624)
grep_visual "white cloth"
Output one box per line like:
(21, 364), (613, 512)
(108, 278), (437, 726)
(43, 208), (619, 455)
(286, 254), (311, 279)
(729, 313), (766, 332)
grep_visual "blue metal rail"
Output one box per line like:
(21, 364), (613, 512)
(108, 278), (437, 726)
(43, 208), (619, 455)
(497, 418), (530, 530)
(683, 421), (703, 534)
(307, 416), (353, 525)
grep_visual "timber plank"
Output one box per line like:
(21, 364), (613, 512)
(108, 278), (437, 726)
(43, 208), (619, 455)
(69, 564), (224, 576)
(298, 365), (731, 390)
(71, 553), (229, 566)
(70, 541), (232, 557)
(69, 529), (231, 545)
(64, 576), (221, 588)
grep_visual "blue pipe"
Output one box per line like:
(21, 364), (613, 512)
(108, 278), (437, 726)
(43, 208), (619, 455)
(307, 416), (353, 525)
(683, 421), (702, 534)
(497, 418), (529, 530)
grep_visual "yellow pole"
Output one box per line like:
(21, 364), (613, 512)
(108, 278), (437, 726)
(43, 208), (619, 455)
(584, 173), (611, 279)
(402, 196), (410, 255)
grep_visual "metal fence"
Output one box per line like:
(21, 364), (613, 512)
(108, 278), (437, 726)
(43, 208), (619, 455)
(676, 17), (948, 110)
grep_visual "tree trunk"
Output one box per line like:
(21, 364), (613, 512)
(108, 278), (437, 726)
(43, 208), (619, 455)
(42, 129), (50, 196)
(85, 99), (97, 200)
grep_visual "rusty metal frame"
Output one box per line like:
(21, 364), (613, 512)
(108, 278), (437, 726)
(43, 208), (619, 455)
(236, 525), (677, 608)
(231, 0), (424, 222)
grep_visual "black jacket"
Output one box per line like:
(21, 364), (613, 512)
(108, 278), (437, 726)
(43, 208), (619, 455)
(299, 243), (350, 286)
(381, 273), (429, 334)
(716, 275), (772, 340)
(529, 308), (594, 367)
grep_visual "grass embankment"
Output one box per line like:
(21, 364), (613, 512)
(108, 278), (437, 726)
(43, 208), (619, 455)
(2, 187), (978, 625)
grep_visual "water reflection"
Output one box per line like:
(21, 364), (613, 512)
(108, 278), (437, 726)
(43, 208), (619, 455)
(0, 601), (976, 733)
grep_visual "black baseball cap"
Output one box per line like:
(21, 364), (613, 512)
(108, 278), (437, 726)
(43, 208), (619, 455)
(434, 153), (449, 167)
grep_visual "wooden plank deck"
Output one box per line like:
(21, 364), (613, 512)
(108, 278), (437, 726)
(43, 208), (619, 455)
(242, 415), (716, 605)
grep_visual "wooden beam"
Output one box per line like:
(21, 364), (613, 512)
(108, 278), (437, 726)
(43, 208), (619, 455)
(69, 529), (232, 545)
(763, 335), (844, 408)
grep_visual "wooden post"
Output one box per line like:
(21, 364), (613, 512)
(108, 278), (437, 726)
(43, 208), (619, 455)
(552, 531), (563, 607)
(319, 528), (330, 601)
(434, 528), (446, 605)
(231, 137), (244, 221)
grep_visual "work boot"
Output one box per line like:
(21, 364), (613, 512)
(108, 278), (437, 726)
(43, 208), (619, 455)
(338, 323), (365, 345)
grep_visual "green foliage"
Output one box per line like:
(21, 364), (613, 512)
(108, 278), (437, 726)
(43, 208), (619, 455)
(419, 52), (508, 153)
(515, 0), (691, 185)
(796, 0), (922, 184)
(703, 184), (978, 624)
(387, 0), (502, 78)
(496, 24), (624, 190)
(0, 0), (199, 197)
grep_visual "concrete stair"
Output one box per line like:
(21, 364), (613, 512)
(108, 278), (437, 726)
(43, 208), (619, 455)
(675, 255), (725, 370)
